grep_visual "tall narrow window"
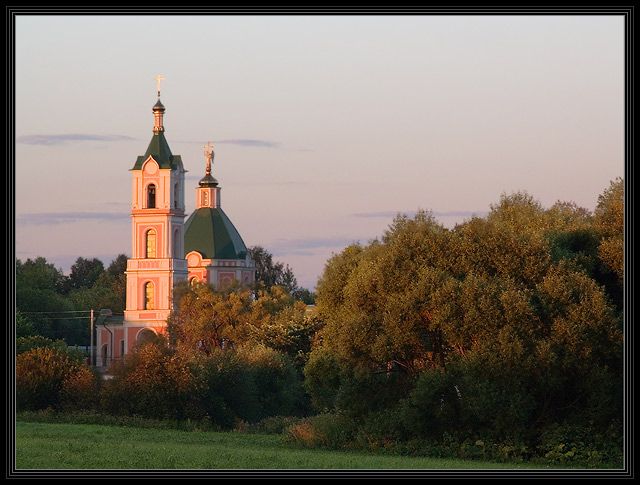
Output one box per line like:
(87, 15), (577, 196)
(147, 184), (156, 208)
(173, 229), (179, 258)
(146, 229), (156, 258)
(144, 282), (155, 310)
(174, 183), (179, 208)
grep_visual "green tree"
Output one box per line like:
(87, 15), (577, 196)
(248, 245), (306, 298)
(450, 193), (552, 286)
(68, 257), (105, 290)
(244, 302), (322, 367)
(16, 311), (35, 339)
(16, 283), (76, 342)
(68, 254), (129, 314)
(309, 186), (624, 450)
(593, 178), (624, 310)
(303, 348), (343, 412)
(238, 344), (307, 420)
(16, 257), (69, 294)
(316, 212), (452, 374)
(168, 281), (253, 353)
(105, 254), (128, 311)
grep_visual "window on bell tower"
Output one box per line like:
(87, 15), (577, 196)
(147, 184), (156, 208)
(146, 229), (157, 258)
(144, 282), (155, 310)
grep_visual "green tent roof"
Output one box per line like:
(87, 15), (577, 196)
(184, 207), (248, 260)
(132, 131), (182, 170)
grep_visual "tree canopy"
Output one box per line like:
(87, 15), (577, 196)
(16, 254), (130, 345)
(307, 180), (624, 448)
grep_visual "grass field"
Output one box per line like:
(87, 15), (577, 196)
(15, 421), (556, 471)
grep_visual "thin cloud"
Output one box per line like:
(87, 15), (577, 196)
(216, 139), (280, 149)
(17, 134), (136, 146)
(268, 236), (361, 257)
(17, 212), (129, 226)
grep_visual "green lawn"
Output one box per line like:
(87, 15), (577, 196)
(15, 421), (552, 471)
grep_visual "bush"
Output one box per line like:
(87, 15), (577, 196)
(284, 413), (357, 449)
(333, 368), (413, 418)
(16, 347), (93, 411)
(238, 344), (307, 420)
(100, 338), (203, 421)
(536, 422), (623, 467)
(247, 415), (304, 435)
(194, 348), (257, 428)
(399, 369), (460, 439)
(58, 365), (101, 412)
(303, 348), (342, 412)
(354, 410), (407, 452)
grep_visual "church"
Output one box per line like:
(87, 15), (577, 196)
(95, 81), (256, 367)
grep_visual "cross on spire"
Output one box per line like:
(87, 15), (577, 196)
(155, 75), (165, 97)
(204, 141), (215, 174)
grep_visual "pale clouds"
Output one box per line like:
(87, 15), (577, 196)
(16, 212), (129, 225)
(216, 139), (280, 148)
(267, 236), (362, 257)
(16, 134), (136, 146)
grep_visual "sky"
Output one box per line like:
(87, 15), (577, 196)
(14, 13), (625, 290)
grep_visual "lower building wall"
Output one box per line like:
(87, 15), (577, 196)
(96, 322), (167, 367)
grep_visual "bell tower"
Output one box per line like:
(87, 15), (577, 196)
(124, 77), (188, 332)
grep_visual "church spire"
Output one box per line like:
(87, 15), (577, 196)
(153, 75), (165, 133)
(196, 141), (220, 209)
(199, 141), (218, 187)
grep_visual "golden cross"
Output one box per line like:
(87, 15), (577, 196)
(203, 141), (215, 173)
(155, 75), (165, 94)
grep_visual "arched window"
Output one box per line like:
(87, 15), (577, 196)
(146, 229), (156, 258)
(144, 282), (155, 310)
(147, 184), (156, 208)
(173, 228), (179, 258)
(138, 329), (156, 343)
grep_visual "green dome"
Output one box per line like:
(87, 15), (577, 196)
(184, 207), (248, 260)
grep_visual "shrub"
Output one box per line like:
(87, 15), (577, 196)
(399, 369), (460, 439)
(284, 413), (357, 449)
(303, 348), (342, 412)
(536, 422), (623, 467)
(238, 344), (307, 420)
(247, 415), (304, 435)
(194, 348), (257, 428)
(333, 368), (413, 418)
(16, 347), (92, 411)
(354, 410), (407, 452)
(100, 338), (202, 421)
(58, 365), (101, 412)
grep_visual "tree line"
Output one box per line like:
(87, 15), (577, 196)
(15, 246), (314, 346)
(16, 255), (128, 345)
(15, 178), (624, 466)
(16, 252), (321, 429)
(300, 178), (623, 465)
